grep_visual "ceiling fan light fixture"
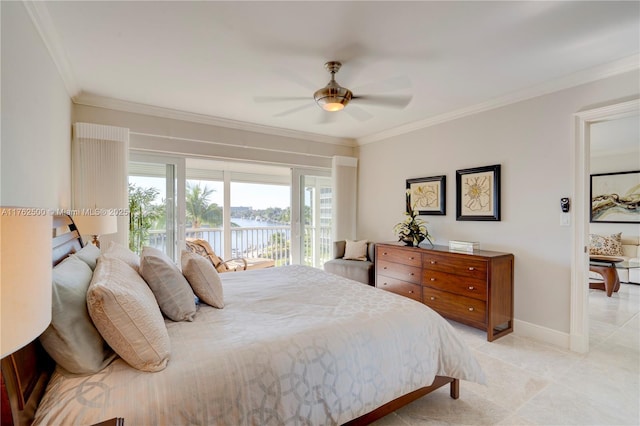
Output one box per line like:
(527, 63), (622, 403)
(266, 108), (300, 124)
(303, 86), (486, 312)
(314, 61), (353, 112)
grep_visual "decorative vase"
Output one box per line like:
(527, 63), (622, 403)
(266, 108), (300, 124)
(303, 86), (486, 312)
(402, 236), (414, 246)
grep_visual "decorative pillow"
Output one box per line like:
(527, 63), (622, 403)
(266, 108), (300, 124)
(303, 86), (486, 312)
(139, 247), (196, 321)
(102, 241), (140, 272)
(39, 256), (115, 375)
(71, 243), (101, 270)
(343, 240), (368, 261)
(181, 251), (224, 309)
(87, 256), (170, 372)
(589, 233), (624, 256)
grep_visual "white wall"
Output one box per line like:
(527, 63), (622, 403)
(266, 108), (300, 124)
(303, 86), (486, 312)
(1, 2), (72, 208)
(357, 70), (639, 340)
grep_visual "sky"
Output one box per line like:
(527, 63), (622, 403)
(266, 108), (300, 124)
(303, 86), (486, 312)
(129, 176), (290, 210)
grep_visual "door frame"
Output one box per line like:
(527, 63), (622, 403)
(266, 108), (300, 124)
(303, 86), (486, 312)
(570, 98), (639, 353)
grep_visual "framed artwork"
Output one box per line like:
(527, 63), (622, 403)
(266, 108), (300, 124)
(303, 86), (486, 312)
(590, 170), (640, 223)
(456, 164), (501, 221)
(406, 176), (446, 215)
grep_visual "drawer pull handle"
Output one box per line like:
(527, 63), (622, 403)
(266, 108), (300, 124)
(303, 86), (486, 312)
(408, 290), (414, 294)
(468, 307), (474, 311)
(383, 252), (388, 255)
(430, 261), (437, 264)
(383, 267), (387, 270)
(430, 278), (435, 281)
(468, 286), (474, 290)
(410, 272), (414, 276)
(409, 256), (415, 260)
(468, 267), (475, 271)
(383, 283), (387, 286)
(430, 296), (435, 301)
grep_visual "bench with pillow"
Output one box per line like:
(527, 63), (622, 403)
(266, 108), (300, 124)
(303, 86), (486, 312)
(323, 240), (376, 285)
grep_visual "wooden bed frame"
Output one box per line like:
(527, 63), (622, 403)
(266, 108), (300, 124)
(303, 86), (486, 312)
(0, 214), (459, 426)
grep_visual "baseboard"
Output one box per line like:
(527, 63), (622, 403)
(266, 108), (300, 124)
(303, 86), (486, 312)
(513, 319), (571, 350)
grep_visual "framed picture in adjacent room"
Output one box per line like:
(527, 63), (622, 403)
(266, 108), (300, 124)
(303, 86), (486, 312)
(590, 170), (640, 223)
(456, 164), (501, 221)
(406, 175), (446, 215)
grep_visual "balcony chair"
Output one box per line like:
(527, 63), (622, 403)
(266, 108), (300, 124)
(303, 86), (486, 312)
(185, 238), (275, 273)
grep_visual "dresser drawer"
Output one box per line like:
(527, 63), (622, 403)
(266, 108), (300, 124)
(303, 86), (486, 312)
(377, 276), (422, 302)
(423, 287), (486, 325)
(377, 259), (421, 284)
(377, 246), (421, 267)
(422, 270), (487, 301)
(422, 252), (487, 280)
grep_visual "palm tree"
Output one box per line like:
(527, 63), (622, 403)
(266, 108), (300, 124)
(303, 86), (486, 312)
(186, 182), (222, 228)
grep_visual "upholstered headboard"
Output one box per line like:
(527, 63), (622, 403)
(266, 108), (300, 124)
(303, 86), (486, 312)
(1, 215), (83, 426)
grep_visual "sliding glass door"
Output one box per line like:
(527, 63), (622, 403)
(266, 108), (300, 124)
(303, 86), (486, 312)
(129, 153), (185, 260)
(292, 169), (332, 267)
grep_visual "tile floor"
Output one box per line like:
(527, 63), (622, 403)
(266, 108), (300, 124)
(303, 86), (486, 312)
(375, 283), (640, 425)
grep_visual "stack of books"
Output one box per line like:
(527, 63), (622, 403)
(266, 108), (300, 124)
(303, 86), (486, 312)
(449, 240), (480, 253)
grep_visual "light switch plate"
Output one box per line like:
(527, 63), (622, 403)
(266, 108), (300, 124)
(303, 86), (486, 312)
(560, 212), (570, 226)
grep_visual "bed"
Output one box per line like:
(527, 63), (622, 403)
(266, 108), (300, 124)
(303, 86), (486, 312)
(1, 215), (485, 425)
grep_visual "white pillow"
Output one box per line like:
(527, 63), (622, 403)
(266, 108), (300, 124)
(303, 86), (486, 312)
(343, 240), (368, 261)
(139, 246), (197, 321)
(181, 251), (224, 309)
(71, 243), (101, 270)
(102, 241), (141, 272)
(39, 256), (115, 375)
(87, 256), (171, 372)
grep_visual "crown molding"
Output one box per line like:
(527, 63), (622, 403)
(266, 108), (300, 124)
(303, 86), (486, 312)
(22, 0), (80, 98)
(73, 93), (357, 148)
(357, 54), (640, 145)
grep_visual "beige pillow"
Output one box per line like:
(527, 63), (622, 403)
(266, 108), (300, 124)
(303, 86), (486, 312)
(139, 246), (196, 321)
(39, 256), (115, 375)
(343, 240), (368, 261)
(181, 251), (224, 309)
(102, 241), (140, 272)
(589, 233), (624, 256)
(87, 256), (170, 372)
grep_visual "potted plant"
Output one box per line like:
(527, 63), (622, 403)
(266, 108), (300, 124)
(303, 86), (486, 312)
(393, 191), (434, 247)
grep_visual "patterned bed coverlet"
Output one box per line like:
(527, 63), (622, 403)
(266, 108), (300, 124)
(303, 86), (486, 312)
(34, 265), (485, 425)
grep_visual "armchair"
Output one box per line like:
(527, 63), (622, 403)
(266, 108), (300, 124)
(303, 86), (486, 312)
(323, 240), (376, 285)
(185, 238), (275, 272)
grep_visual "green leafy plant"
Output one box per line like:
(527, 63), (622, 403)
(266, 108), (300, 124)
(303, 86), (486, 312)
(129, 184), (162, 254)
(393, 190), (433, 247)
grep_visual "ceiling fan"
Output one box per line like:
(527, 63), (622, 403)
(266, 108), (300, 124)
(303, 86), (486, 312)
(254, 61), (413, 121)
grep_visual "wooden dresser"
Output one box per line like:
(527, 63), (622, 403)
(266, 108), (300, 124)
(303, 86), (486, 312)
(375, 243), (514, 341)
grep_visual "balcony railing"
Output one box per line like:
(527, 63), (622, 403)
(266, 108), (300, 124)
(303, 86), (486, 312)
(148, 225), (332, 268)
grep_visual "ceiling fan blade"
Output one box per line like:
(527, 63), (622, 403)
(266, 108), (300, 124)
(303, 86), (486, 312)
(344, 105), (373, 122)
(351, 94), (413, 109)
(317, 111), (339, 125)
(273, 102), (316, 117)
(352, 75), (412, 94)
(254, 96), (310, 103)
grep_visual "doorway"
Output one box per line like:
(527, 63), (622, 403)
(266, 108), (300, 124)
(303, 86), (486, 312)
(570, 98), (640, 353)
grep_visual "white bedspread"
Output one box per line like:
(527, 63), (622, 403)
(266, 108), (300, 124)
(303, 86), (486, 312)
(34, 265), (485, 425)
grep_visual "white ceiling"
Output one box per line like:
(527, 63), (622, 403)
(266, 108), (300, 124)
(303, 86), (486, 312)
(37, 1), (639, 143)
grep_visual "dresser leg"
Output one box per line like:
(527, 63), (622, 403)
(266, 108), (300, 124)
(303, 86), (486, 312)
(450, 378), (459, 399)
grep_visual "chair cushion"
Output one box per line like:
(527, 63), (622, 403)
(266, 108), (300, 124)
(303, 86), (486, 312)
(324, 259), (374, 285)
(139, 247), (197, 321)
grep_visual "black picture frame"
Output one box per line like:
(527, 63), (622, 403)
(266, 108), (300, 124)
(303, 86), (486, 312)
(590, 170), (640, 223)
(406, 175), (446, 215)
(456, 164), (501, 221)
